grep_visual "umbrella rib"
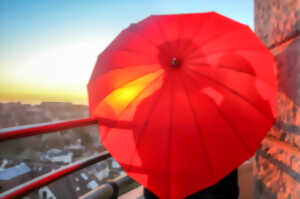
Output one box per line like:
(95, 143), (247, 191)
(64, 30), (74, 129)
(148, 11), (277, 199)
(126, 26), (160, 49)
(188, 63), (276, 90)
(115, 73), (164, 121)
(215, 64), (270, 84)
(93, 64), (161, 79)
(126, 24), (171, 59)
(178, 72), (216, 183)
(126, 77), (169, 174)
(107, 48), (156, 57)
(188, 68), (273, 123)
(166, 74), (174, 199)
(213, 106), (254, 155)
(153, 17), (174, 58)
(153, 17), (167, 42)
(89, 62), (159, 84)
(178, 14), (215, 59)
(188, 48), (270, 62)
(186, 26), (247, 59)
(94, 66), (162, 98)
(217, 63), (256, 76)
(188, 63), (257, 79)
(183, 69), (254, 156)
(185, 62), (211, 68)
(176, 16), (182, 55)
(101, 73), (164, 143)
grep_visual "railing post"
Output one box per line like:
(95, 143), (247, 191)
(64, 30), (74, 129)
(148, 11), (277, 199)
(79, 175), (138, 199)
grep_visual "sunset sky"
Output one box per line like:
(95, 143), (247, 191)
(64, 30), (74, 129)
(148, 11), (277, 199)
(0, 0), (254, 105)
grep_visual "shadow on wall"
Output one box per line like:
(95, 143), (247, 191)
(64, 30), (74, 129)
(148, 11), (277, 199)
(276, 37), (300, 108)
(254, 36), (300, 199)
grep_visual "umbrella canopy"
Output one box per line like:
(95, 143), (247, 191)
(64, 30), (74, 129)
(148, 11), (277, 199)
(88, 12), (277, 199)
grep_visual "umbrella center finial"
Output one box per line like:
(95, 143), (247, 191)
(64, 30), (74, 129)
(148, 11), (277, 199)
(171, 57), (181, 68)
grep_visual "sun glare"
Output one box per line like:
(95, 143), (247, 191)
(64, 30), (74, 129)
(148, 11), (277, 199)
(93, 69), (164, 118)
(24, 40), (105, 89)
(1, 39), (110, 104)
(104, 69), (163, 114)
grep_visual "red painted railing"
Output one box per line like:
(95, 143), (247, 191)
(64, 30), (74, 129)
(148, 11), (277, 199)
(0, 118), (98, 141)
(0, 152), (111, 199)
(0, 118), (112, 198)
(0, 117), (132, 142)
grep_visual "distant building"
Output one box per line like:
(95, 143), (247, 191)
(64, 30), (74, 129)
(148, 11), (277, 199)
(0, 102), (122, 198)
(0, 157), (123, 198)
(0, 162), (31, 181)
(39, 187), (56, 199)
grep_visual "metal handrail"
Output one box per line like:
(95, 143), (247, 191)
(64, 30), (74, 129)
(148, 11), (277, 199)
(0, 151), (112, 199)
(0, 118), (108, 198)
(0, 118), (98, 141)
(0, 118), (138, 199)
(0, 117), (133, 142)
(79, 175), (138, 199)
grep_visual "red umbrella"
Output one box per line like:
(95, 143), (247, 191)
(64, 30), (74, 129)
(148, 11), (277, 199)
(88, 12), (277, 199)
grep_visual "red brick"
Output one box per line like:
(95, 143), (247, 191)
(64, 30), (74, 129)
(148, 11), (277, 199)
(255, 139), (300, 198)
(254, 0), (300, 48)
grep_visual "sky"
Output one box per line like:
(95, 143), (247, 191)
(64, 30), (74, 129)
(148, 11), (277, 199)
(0, 0), (254, 105)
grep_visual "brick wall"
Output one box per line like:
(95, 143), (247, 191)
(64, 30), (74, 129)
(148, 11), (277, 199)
(254, 0), (300, 198)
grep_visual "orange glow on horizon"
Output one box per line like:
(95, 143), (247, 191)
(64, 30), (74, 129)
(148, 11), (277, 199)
(0, 81), (88, 105)
(0, 39), (110, 105)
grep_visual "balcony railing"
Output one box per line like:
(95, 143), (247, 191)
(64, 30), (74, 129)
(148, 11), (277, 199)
(0, 118), (254, 199)
(0, 118), (138, 199)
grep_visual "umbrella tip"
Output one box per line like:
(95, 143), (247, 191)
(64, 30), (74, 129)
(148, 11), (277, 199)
(171, 57), (181, 68)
